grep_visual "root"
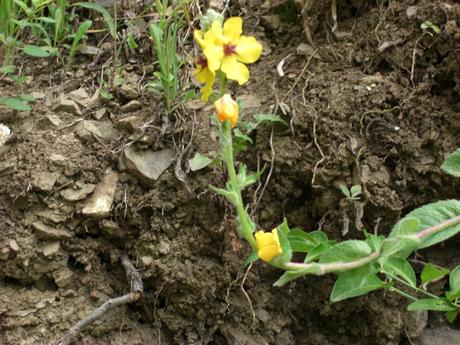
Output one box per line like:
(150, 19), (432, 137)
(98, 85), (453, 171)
(57, 254), (143, 345)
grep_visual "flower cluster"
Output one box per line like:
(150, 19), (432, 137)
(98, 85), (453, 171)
(194, 17), (262, 101)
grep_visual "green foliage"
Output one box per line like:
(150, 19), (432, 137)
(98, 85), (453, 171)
(188, 152), (213, 171)
(0, 94), (34, 111)
(339, 184), (362, 200)
(441, 148), (460, 177)
(66, 19), (91, 70)
(72, 2), (116, 38)
(421, 263), (449, 286)
(421, 20), (441, 34)
(380, 256), (416, 288)
(408, 298), (456, 312)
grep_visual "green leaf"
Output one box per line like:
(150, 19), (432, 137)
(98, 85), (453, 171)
(339, 184), (350, 198)
(18, 94), (35, 102)
(0, 97), (31, 111)
(127, 33), (138, 49)
(243, 251), (259, 267)
(364, 230), (385, 252)
(73, 2), (117, 38)
(23, 45), (50, 57)
(304, 241), (336, 263)
(421, 263), (449, 285)
(330, 265), (386, 303)
(396, 200), (460, 249)
(233, 128), (253, 144)
(445, 289), (460, 302)
(67, 20), (92, 69)
(288, 229), (320, 253)
(271, 219), (292, 267)
(350, 185), (362, 197)
(319, 240), (372, 264)
(445, 310), (458, 323)
(209, 184), (237, 204)
(188, 152), (213, 171)
(274, 264), (322, 287)
(441, 148), (460, 177)
(449, 266), (460, 292)
(236, 164), (258, 189)
(382, 217), (421, 258)
(253, 114), (288, 128)
(407, 298), (456, 312)
(380, 256), (416, 288)
(0, 66), (15, 74)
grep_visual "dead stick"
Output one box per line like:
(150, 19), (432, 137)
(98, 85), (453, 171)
(57, 254), (143, 345)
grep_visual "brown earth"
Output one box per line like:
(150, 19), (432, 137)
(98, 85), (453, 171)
(1, 0), (460, 344)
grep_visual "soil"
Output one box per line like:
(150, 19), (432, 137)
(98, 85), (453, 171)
(1, 0), (460, 344)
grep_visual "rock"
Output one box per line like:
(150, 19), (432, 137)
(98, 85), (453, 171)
(119, 84), (139, 100)
(158, 239), (171, 255)
(54, 95), (82, 115)
(9, 239), (19, 252)
(76, 120), (117, 142)
(60, 183), (95, 201)
(297, 43), (316, 56)
(78, 45), (102, 55)
(116, 116), (141, 132)
(238, 94), (262, 112)
(32, 171), (60, 192)
(120, 100), (142, 113)
(43, 114), (62, 127)
(49, 153), (67, 166)
(99, 219), (126, 238)
(53, 267), (73, 288)
(30, 91), (46, 99)
(42, 241), (60, 256)
(406, 6), (417, 18)
(82, 170), (118, 218)
(261, 15), (281, 31)
(0, 246), (9, 260)
(68, 88), (90, 107)
(35, 209), (68, 223)
(140, 256), (154, 266)
(418, 327), (460, 345)
(93, 108), (107, 120)
(32, 222), (73, 240)
(0, 124), (12, 146)
(404, 310), (427, 339)
(121, 146), (175, 186)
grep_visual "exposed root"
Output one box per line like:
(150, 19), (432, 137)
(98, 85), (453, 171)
(240, 263), (256, 329)
(57, 254), (143, 345)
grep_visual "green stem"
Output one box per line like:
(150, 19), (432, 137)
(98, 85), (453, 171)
(218, 71), (228, 98)
(388, 286), (419, 302)
(222, 122), (257, 250)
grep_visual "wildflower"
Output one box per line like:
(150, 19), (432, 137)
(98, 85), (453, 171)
(255, 228), (282, 262)
(214, 94), (238, 127)
(194, 17), (262, 85)
(194, 56), (215, 101)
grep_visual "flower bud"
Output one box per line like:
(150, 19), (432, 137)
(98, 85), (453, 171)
(214, 94), (238, 128)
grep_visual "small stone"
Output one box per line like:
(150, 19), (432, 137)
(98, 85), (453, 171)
(297, 43), (316, 56)
(9, 239), (19, 252)
(119, 84), (139, 100)
(0, 246), (10, 260)
(140, 256), (154, 266)
(120, 100), (142, 113)
(32, 171), (60, 192)
(0, 124), (12, 146)
(53, 267), (73, 288)
(43, 114), (62, 127)
(93, 108), (107, 120)
(68, 88), (90, 107)
(99, 219), (126, 238)
(78, 45), (102, 55)
(238, 95), (262, 112)
(82, 170), (119, 218)
(261, 15), (281, 31)
(49, 153), (67, 166)
(31, 91), (46, 99)
(406, 6), (417, 18)
(32, 221), (73, 240)
(42, 241), (60, 256)
(54, 95), (82, 115)
(158, 239), (171, 255)
(418, 327), (460, 345)
(60, 183), (95, 201)
(121, 146), (175, 186)
(116, 116), (141, 132)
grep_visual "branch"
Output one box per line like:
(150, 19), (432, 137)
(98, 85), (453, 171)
(58, 254), (143, 345)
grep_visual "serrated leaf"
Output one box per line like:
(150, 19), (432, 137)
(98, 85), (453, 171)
(381, 256), (416, 288)
(23, 45), (50, 57)
(395, 200), (460, 249)
(330, 265), (385, 303)
(421, 263), (449, 285)
(188, 152), (213, 171)
(407, 298), (456, 312)
(236, 164), (258, 189)
(304, 241), (336, 263)
(319, 240), (372, 264)
(73, 2), (117, 38)
(0, 97), (31, 111)
(449, 266), (460, 292)
(441, 148), (460, 177)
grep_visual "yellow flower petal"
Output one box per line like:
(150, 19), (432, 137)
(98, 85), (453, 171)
(194, 29), (206, 49)
(255, 229), (282, 262)
(235, 35), (262, 64)
(206, 21), (226, 45)
(203, 44), (224, 73)
(223, 17), (242, 43)
(221, 56), (249, 85)
(201, 77), (214, 101)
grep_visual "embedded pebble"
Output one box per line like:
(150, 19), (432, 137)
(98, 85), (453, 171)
(82, 170), (119, 218)
(120, 100), (142, 113)
(32, 222), (73, 240)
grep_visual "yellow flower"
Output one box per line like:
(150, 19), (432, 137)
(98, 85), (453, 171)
(255, 228), (282, 262)
(194, 55), (215, 101)
(194, 17), (262, 85)
(214, 94), (238, 127)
